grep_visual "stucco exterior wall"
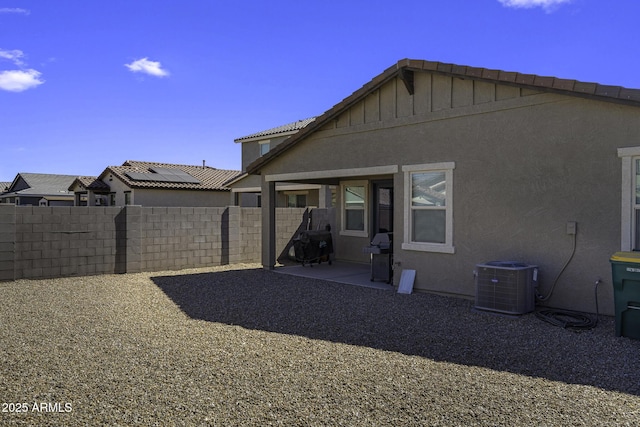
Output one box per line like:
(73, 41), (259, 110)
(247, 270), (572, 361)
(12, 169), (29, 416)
(241, 135), (290, 172)
(257, 73), (640, 314)
(133, 188), (231, 207)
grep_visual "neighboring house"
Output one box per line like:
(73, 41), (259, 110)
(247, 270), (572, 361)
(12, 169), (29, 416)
(229, 117), (335, 208)
(0, 182), (10, 194)
(248, 58), (640, 315)
(0, 173), (77, 206)
(69, 160), (241, 207)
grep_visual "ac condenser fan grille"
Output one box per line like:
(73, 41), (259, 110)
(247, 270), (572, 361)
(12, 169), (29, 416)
(475, 262), (537, 315)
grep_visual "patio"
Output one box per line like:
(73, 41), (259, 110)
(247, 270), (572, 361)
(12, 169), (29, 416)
(275, 260), (394, 290)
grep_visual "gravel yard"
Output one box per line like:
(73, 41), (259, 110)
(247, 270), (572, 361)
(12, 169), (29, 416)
(1, 263), (639, 426)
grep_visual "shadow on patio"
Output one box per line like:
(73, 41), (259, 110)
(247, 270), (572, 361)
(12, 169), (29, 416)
(152, 267), (640, 396)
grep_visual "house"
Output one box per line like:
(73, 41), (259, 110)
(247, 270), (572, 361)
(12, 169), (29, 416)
(69, 160), (241, 207)
(248, 58), (640, 315)
(228, 118), (335, 208)
(0, 173), (77, 206)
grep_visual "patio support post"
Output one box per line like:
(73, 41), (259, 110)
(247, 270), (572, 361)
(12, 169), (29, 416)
(318, 185), (333, 208)
(261, 178), (276, 270)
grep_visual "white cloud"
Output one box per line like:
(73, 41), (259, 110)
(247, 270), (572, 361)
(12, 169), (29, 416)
(498, 0), (572, 12)
(0, 48), (26, 66)
(0, 8), (30, 15)
(0, 69), (44, 92)
(125, 57), (170, 77)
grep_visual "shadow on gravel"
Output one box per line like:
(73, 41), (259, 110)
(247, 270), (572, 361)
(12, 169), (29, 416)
(152, 268), (640, 396)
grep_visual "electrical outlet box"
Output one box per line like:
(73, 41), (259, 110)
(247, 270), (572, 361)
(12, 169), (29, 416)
(567, 221), (577, 235)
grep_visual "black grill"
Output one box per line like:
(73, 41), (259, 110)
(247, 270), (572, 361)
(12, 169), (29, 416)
(363, 233), (393, 283)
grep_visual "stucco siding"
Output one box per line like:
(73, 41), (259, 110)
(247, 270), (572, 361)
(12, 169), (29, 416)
(134, 188), (230, 207)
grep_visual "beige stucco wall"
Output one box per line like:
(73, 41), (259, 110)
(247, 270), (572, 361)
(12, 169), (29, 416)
(240, 134), (290, 172)
(133, 188), (231, 207)
(257, 72), (640, 315)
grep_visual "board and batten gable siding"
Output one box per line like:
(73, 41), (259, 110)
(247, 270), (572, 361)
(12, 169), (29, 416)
(323, 73), (539, 131)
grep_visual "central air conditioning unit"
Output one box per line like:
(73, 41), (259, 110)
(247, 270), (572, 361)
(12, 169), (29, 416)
(474, 261), (538, 315)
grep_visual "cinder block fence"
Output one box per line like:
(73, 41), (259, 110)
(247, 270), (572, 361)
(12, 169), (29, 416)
(0, 205), (313, 281)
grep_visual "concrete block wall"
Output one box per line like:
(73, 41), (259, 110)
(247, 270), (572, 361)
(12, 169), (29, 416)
(139, 207), (227, 271)
(276, 208), (307, 256)
(0, 205), (16, 281)
(13, 206), (120, 279)
(0, 205), (311, 281)
(236, 207), (307, 263)
(238, 207), (261, 263)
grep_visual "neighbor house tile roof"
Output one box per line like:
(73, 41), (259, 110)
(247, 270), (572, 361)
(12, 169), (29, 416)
(247, 58), (640, 174)
(69, 176), (112, 192)
(104, 160), (241, 191)
(234, 117), (316, 142)
(0, 182), (11, 193)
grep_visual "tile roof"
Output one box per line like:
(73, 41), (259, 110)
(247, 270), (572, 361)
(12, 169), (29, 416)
(247, 58), (640, 174)
(69, 176), (112, 191)
(104, 160), (241, 191)
(234, 117), (316, 142)
(0, 182), (10, 193)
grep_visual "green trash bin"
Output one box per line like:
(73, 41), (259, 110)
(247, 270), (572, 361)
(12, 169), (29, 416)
(610, 252), (640, 340)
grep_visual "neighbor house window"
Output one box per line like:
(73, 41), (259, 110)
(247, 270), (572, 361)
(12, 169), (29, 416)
(287, 193), (307, 208)
(341, 181), (367, 237)
(124, 191), (131, 205)
(259, 141), (270, 156)
(402, 162), (455, 253)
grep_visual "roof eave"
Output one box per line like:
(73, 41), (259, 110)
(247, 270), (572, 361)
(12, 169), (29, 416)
(246, 63), (402, 175)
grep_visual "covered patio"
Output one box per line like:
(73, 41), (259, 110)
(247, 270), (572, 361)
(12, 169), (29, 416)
(275, 260), (394, 290)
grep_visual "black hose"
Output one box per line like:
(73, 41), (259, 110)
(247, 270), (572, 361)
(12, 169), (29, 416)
(536, 232), (576, 302)
(535, 279), (601, 331)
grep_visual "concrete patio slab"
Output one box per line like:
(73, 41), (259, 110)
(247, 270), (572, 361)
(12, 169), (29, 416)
(275, 261), (394, 290)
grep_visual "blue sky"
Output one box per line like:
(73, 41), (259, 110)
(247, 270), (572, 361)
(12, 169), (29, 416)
(0, 0), (638, 182)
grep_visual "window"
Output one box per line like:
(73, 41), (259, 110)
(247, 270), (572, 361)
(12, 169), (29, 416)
(341, 181), (367, 237)
(618, 147), (640, 251)
(259, 141), (270, 156)
(634, 159), (640, 249)
(124, 191), (131, 205)
(402, 162), (455, 253)
(287, 193), (307, 208)
(109, 193), (116, 206)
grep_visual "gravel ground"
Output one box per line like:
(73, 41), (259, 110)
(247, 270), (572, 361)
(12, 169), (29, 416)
(1, 263), (639, 426)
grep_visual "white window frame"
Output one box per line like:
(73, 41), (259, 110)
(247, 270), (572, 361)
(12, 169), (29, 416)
(402, 162), (455, 253)
(618, 147), (640, 250)
(340, 180), (368, 237)
(259, 140), (271, 156)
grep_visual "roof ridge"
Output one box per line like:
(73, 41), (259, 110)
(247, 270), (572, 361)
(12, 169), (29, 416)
(122, 160), (239, 171)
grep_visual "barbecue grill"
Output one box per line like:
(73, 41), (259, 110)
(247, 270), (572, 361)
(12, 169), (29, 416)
(293, 230), (333, 266)
(363, 232), (393, 283)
